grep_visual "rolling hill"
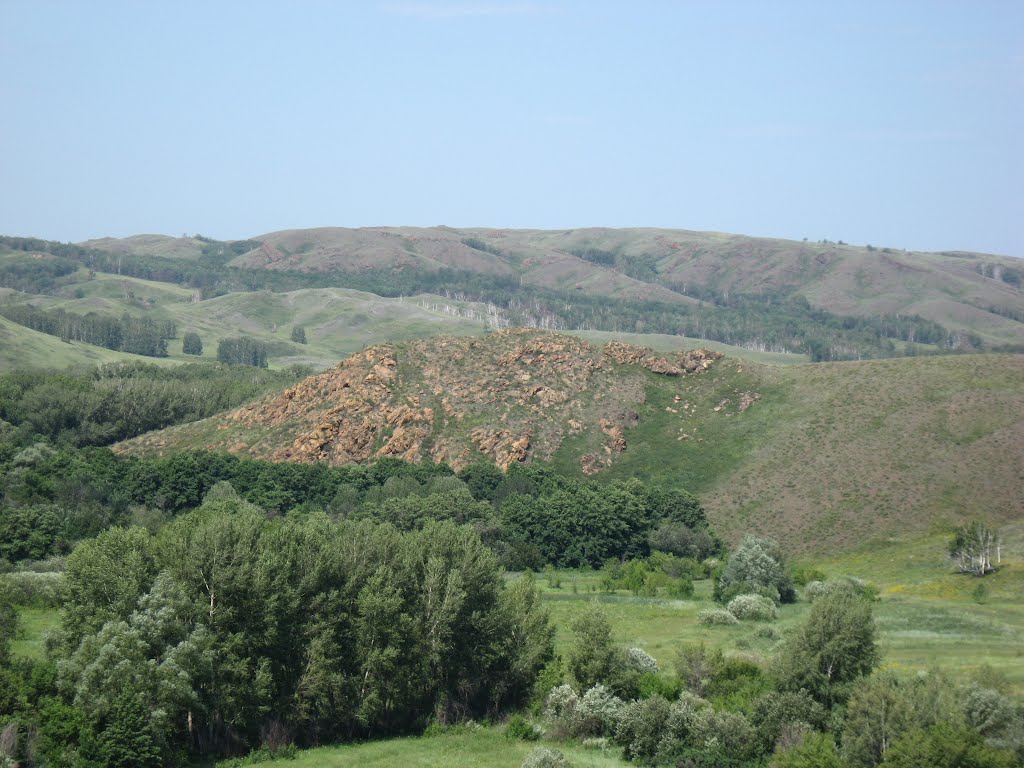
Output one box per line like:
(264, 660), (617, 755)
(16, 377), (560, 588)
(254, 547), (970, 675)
(117, 329), (1024, 554)
(78, 226), (1024, 349)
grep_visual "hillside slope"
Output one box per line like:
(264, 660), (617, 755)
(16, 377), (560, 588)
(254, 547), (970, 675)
(0, 314), (176, 370)
(82, 226), (1024, 348)
(117, 330), (1024, 554)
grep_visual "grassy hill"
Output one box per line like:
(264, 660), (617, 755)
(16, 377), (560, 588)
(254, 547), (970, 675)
(0, 270), (808, 372)
(117, 330), (1024, 555)
(0, 313), (176, 370)
(80, 226), (1024, 349)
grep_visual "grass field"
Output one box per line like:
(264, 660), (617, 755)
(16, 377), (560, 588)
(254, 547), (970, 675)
(256, 727), (627, 768)
(0, 314), (176, 371)
(536, 523), (1024, 694)
(10, 606), (59, 660)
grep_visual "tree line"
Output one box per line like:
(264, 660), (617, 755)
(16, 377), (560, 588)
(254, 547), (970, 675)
(0, 304), (175, 357)
(1, 235), (978, 360)
(0, 446), (721, 577)
(1, 492), (554, 765)
(0, 363), (309, 447)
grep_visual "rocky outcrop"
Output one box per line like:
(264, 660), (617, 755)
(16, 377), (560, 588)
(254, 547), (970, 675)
(139, 330), (728, 471)
(604, 341), (722, 375)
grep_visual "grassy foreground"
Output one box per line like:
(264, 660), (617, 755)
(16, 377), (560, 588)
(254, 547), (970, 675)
(256, 727), (627, 767)
(8, 527), (1021, 767)
(538, 524), (1024, 694)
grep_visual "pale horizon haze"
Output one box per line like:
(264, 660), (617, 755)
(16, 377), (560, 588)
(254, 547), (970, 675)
(1, 1), (1021, 256)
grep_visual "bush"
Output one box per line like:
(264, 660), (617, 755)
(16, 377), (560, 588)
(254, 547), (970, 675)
(543, 684), (624, 739)
(804, 577), (878, 603)
(714, 536), (796, 605)
(521, 746), (571, 768)
(614, 695), (673, 763)
(691, 707), (759, 763)
(0, 571), (63, 607)
(577, 684), (626, 736)
(791, 566), (826, 587)
(754, 625), (780, 640)
(506, 713), (542, 741)
(727, 594), (778, 621)
(626, 647), (660, 674)
(615, 693), (708, 764)
(669, 575), (695, 598)
(697, 608), (738, 626)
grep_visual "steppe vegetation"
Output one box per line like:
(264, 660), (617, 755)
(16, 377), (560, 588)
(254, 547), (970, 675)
(0, 227), (1021, 766)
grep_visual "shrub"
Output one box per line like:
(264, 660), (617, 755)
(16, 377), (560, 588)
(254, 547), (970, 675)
(752, 690), (827, 753)
(577, 684), (625, 736)
(543, 684), (579, 723)
(615, 695), (672, 763)
(521, 746), (571, 768)
(543, 684), (623, 739)
(697, 608), (738, 626)
(754, 625), (780, 640)
(615, 693), (708, 764)
(626, 647), (660, 674)
(669, 575), (695, 598)
(636, 672), (682, 700)
(805, 577), (879, 603)
(714, 536), (796, 605)
(728, 594), (778, 621)
(692, 708), (759, 763)
(0, 571), (63, 607)
(791, 566), (826, 587)
(769, 731), (844, 768)
(802, 581), (827, 601)
(506, 713), (542, 741)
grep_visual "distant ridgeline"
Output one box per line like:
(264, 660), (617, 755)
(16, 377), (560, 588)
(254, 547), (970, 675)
(0, 235), (993, 361)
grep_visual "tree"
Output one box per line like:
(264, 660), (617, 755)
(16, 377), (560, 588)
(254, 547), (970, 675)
(880, 723), (1017, 768)
(715, 535), (796, 604)
(771, 732), (845, 768)
(290, 326), (307, 344)
(0, 596), (16, 668)
(61, 526), (157, 649)
(182, 331), (203, 355)
(567, 606), (626, 693)
(949, 521), (999, 576)
(216, 337), (268, 368)
(774, 590), (878, 707)
(842, 673), (914, 767)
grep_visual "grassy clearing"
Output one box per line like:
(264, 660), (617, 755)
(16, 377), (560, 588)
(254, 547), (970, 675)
(257, 726), (627, 767)
(10, 606), (60, 660)
(533, 524), (1024, 695)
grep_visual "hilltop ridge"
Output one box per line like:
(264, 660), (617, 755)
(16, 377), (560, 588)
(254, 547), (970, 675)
(117, 330), (1024, 554)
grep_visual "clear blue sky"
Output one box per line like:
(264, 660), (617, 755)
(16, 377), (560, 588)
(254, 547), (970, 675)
(2, 1), (1021, 255)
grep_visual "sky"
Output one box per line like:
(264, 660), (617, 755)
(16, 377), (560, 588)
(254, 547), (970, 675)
(1, 1), (1022, 256)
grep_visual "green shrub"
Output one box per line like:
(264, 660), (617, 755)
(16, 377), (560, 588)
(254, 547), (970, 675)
(521, 746), (571, 768)
(698, 608), (739, 626)
(727, 593), (778, 621)
(506, 713), (542, 741)
(791, 566), (826, 587)
(0, 571), (63, 607)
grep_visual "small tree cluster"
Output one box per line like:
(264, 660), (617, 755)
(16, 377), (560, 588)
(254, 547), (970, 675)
(949, 521), (1000, 577)
(714, 536), (796, 605)
(217, 336), (269, 367)
(182, 331), (203, 355)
